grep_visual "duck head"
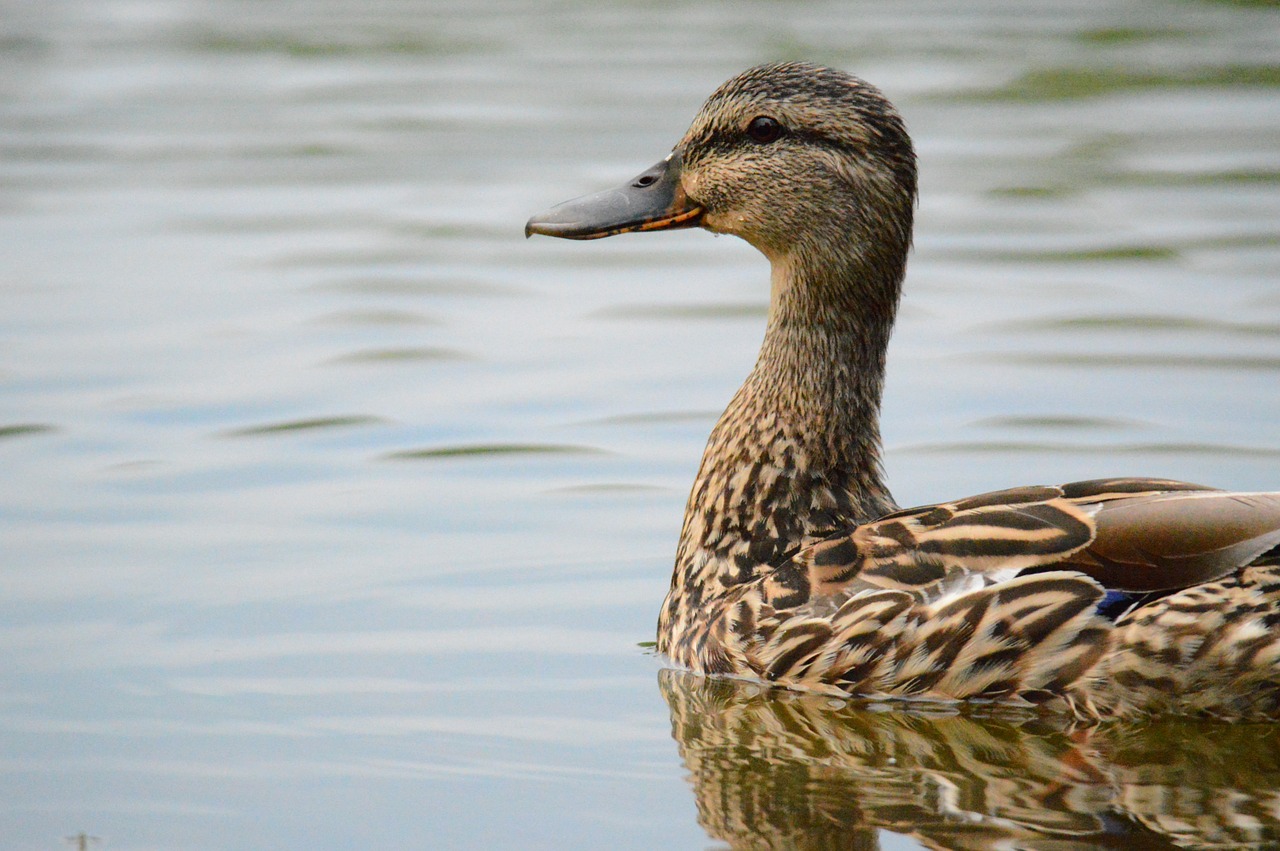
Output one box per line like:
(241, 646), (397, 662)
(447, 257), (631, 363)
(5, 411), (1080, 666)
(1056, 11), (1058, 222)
(526, 62), (917, 284)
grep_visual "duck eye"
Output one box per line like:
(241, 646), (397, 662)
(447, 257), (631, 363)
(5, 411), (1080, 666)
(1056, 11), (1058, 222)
(746, 116), (784, 144)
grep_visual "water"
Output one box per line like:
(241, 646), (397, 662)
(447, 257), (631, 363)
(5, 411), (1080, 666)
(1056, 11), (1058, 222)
(1, 0), (1278, 848)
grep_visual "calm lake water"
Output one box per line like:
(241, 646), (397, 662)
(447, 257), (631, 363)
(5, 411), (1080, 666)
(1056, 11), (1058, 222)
(2, 1), (1279, 848)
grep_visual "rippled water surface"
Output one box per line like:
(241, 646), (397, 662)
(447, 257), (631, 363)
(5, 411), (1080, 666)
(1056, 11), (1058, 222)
(3, 1), (1279, 848)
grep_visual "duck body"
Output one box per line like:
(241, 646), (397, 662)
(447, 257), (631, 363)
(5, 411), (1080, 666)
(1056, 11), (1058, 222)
(527, 62), (1280, 720)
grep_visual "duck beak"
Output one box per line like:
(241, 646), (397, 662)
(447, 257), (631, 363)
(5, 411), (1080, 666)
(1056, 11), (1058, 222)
(525, 152), (703, 240)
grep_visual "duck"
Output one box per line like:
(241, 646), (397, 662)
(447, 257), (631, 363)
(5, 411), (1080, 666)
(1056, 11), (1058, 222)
(526, 62), (1280, 720)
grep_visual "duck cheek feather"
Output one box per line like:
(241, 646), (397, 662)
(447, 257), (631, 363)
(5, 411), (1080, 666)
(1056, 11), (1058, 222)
(525, 152), (704, 240)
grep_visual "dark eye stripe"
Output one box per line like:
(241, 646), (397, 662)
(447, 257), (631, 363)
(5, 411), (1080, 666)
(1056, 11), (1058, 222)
(685, 123), (869, 166)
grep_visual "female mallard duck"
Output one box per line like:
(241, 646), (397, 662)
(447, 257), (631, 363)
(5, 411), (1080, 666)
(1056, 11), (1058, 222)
(527, 62), (1280, 719)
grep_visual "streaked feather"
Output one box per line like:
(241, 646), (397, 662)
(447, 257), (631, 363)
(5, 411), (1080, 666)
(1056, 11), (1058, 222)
(671, 478), (1280, 719)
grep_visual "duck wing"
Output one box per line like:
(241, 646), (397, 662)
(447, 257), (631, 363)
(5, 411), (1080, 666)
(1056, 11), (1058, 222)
(749, 478), (1280, 702)
(1061, 488), (1280, 592)
(765, 477), (1280, 609)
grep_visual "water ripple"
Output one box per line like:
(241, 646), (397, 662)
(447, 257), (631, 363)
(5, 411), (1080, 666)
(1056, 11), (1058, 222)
(901, 440), (1280, 457)
(0, 423), (56, 440)
(383, 443), (606, 461)
(222, 415), (385, 437)
(325, 346), (472, 364)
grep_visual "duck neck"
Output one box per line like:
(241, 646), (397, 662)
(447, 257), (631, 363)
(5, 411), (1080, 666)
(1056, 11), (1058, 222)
(668, 243), (903, 609)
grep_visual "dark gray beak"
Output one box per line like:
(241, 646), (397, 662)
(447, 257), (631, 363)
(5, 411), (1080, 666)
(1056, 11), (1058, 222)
(525, 153), (703, 240)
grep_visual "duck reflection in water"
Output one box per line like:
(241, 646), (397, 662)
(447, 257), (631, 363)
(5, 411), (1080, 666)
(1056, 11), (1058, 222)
(659, 669), (1280, 850)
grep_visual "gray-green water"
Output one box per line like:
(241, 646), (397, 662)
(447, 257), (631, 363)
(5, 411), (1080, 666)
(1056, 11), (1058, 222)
(2, 1), (1279, 848)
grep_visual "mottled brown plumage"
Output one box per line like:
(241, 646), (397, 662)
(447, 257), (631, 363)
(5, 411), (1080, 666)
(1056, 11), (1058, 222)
(527, 62), (1280, 719)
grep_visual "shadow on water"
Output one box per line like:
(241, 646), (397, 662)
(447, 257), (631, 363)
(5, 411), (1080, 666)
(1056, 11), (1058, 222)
(659, 669), (1280, 850)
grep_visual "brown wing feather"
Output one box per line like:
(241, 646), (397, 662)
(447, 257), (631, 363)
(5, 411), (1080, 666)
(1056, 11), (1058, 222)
(769, 494), (1098, 606)
(1057, 477), (1219, 500)
(766, 478), (1280, 608)
(1063, 491), (1280, 592)
(717, 477), (1280, 714)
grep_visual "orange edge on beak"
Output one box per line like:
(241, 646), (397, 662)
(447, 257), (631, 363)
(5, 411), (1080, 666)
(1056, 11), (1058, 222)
(575, 204), (704, 240)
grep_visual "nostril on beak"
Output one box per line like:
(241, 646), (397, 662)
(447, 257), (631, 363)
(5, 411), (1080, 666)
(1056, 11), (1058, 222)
(633, 174), (658, 188)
